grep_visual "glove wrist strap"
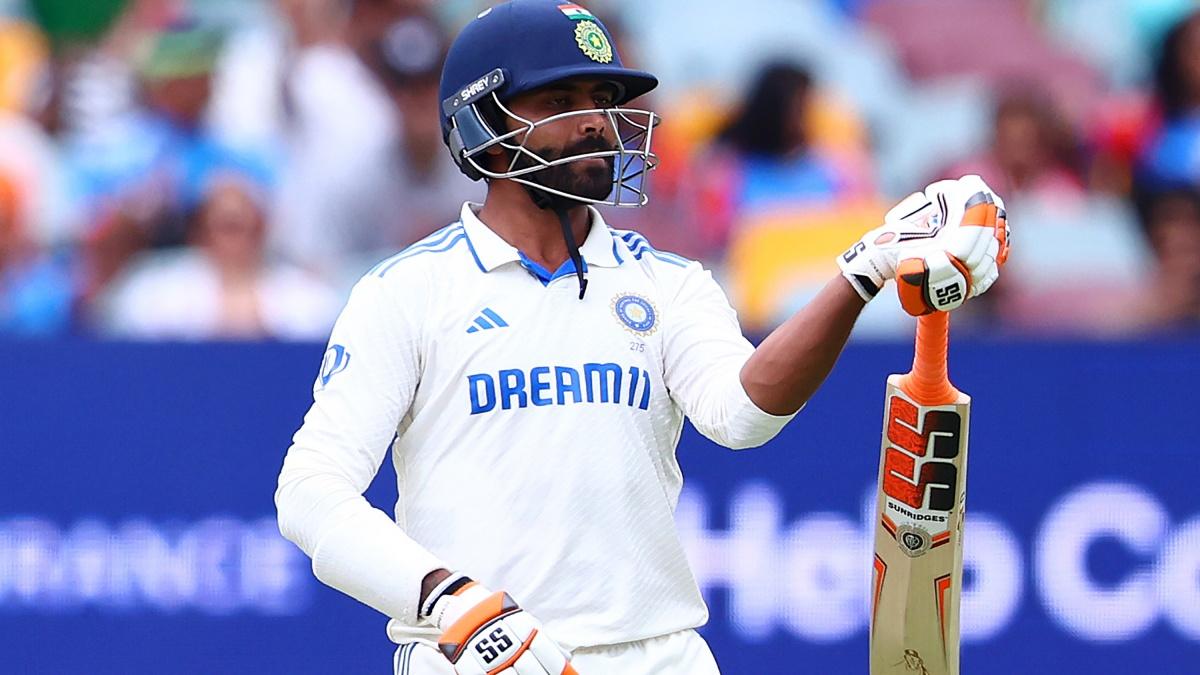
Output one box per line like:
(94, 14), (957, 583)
(427, 578), (494, 631)
(837, 238), (886, 302)
(421, 572), (472, 619)
(840, 269), (881, 302)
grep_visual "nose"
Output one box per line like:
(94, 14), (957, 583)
(577, 109), (608, 137)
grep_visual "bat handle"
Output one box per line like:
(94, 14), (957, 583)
(898, 311), (960, 406)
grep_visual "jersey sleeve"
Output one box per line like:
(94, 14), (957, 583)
(275, 271), (445, 624)
(662, 262), (798, 449)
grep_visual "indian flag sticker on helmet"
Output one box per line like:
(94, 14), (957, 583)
(558, 3), (596, 20)
(574, 20), (613, 64)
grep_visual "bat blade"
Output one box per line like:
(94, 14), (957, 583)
(870, 374), (970, 675)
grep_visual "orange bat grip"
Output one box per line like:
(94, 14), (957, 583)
(896, 311), (960, 406)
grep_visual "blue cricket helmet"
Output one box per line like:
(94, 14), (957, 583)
(439, 0), (657, 118)
(438, 0), (660, 207)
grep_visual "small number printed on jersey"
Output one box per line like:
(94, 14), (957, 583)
(611, 293), (658, 336)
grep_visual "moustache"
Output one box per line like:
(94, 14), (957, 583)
(560, 136), (617, 159)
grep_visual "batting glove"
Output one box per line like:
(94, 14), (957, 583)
(837, 174), (1011, 315)
(423, 574), (577, 675)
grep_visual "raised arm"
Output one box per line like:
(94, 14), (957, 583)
(742, 175), (1010, 416)
(740, 275), (866, 415)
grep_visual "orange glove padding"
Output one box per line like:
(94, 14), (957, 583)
(431, 582), (577, 675)
(839, 175), (1011, 314)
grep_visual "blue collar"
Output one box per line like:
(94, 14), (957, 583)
(516, 251), (589, 286)
(457, 202), (625, 272)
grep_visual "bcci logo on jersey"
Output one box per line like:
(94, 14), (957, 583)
(612, 293), (658, 336)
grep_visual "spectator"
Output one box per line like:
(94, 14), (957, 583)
(0, 69), (79, 254)
(1139, 10), (1200, 190)
(361, 14), (484, 248)
(946, 92), (1158, 335)
(0, 19), (47, 114)
(944, 87), (1085, 206)
(677, 60), (884, 332)
(1134, 188), (1200, 328)
(272, 2), (473, 285)
(687, 61), (865, 260)
(0, 171), (75, 335)
(1113, 10), (1200, 331)
(95, 170), (340, 340)
(67, 19), (279, 310)
(122, 22), (239, 245)
(936, 86), (1160, 335)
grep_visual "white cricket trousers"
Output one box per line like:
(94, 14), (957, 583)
(393, 628), (721, 674)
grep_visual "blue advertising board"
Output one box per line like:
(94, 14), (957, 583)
(1, 338), (1197, 673)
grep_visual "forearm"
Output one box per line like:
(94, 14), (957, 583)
(275, 456), (446, 622)
(740, 275), (866, 415)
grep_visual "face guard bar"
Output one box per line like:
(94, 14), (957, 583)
(452, 91), (660, 208)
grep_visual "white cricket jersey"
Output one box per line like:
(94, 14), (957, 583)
(276, 203), (796, 651)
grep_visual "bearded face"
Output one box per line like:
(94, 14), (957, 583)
(478, 78), (656, 206)
(519, 135), (616, 203)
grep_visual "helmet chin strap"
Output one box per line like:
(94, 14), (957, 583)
(524, 185), (589, 300)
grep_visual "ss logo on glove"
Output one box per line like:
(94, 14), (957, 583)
(935, 284), (963, 307)
(842, 242), (867, 263)
(474, 626), (515, 664)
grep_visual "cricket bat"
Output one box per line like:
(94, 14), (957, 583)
(869, 310), (970, 675)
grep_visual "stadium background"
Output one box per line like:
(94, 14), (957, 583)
(1, 0), (1198, 673)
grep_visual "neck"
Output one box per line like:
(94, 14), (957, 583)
(477, 181), (591, 270)
(204, 245), (261, 282)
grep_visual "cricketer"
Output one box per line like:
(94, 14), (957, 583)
(275, 1), (1009, 672)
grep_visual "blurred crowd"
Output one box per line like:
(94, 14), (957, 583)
(0, 0), (1198, 341)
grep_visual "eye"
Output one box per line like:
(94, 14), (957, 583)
(593, 95), (613, 108)
(547, 96), (570, 108)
